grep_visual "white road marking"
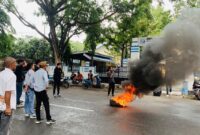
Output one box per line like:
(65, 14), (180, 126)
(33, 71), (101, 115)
(62, 97), (96, 104)
(50, 104), (94, 112)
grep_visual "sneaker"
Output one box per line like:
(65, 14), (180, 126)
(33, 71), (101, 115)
(53, 94), (57, 97)
(57, 94), (61, 97)
(20, 100), (23, 104)
(35, 120), (42, 124)
(46, 119), (56, 125)
(30, 114), (36, 119)
(25, 114), (29, 117)
(17, 103), (24, 108)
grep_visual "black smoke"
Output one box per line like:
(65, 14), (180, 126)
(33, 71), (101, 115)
(130, 8), (200, 93)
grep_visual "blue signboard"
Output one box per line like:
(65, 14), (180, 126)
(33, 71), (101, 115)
(131, 46), (140, 52)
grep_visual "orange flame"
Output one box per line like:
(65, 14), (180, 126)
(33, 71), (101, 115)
(111, 84), (137, 107)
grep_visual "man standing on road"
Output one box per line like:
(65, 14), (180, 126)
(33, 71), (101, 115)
(0, 57), (17, 135)
(34, 61), (55, 124)
(107, 67), (115, 97)
(53, 63), (62, 97)
(15, 59), (26, 107)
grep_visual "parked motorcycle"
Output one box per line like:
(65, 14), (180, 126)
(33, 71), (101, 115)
(49, 76), (70, 89)
(193, 78), (200, 100)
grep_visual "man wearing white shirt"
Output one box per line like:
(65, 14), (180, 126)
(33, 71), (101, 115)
(34, 61), (55, 125)
(0, 57), (17, 135)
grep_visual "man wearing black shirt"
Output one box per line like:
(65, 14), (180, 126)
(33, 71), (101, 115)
(35, 59), (41, 72)
(53, 63), (63, 97)
(14, 59), (26, 106)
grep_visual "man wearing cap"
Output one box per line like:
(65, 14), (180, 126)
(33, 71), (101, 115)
(0, 57), (17, 135)
(33, 61), (55, 124)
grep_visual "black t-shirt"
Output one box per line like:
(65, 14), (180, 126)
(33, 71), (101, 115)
(15, 65), (25, 82)
(53, 67), (62, 81)
(88, 73), (93, 81)
(35, 65), (40, 72)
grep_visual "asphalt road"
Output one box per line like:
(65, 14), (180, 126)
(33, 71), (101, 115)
(10, 87), (200, 135)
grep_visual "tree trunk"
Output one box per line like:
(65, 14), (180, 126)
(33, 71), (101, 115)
(49, 17), (61, 64)
(51, 42), (61, 64)
(91, 55), (94, 66)
(121, 45), (125, 67)
(90, 51), (95, 66)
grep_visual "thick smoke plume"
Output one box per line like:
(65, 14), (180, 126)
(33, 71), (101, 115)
(130, 8), (200, 93)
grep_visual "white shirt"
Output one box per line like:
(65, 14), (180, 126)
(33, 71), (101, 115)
(34, 68), (49, 92)
(0, 68), (17, 110)
(24, 69), (34, 89)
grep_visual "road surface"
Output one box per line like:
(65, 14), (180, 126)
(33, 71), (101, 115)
(10, 87), (200, 135)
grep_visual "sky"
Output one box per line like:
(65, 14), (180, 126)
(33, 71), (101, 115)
(10, 0), (174, 42)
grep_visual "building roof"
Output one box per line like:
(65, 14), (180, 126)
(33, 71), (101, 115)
(70, 52), (114, 63)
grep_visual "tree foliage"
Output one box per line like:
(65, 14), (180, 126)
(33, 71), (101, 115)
(3, 0), (130, 64)
(0, 33), (14, 58)
(0, 1), (14, 58)
(0, 8), (10, 33)
(11, 37), (53, 62)
(174, 0), (200, 16)
(100, 0), (172, 66)
(102, 0), (153, 66)
(149, 5), (172, 36)
(84, 8), (102, 66)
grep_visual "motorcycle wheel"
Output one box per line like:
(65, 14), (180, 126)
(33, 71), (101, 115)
(196, 92), (200, 100)
(63, 81), (70, 89)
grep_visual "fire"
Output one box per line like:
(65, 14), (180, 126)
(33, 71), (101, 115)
(111, 84), (137, 107)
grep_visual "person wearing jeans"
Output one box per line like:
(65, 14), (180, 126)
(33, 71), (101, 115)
(33, 61), (55, 125)
(0, 112), (12, 135)
(15, 59), (25, 106)
(0, 57), (17, 135)
(24, 63), (36, 118)
(24, 90), (35, 118)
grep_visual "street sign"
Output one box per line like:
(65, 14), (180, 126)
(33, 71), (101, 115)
(131, 46), (140, 52)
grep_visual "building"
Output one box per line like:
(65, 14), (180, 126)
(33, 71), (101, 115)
(68, 52), (115, 73)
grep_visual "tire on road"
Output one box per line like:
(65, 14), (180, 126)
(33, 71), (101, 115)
(153, 87), (162, 96)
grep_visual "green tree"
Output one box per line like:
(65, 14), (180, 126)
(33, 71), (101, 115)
(0, 2), (14, 58)
(11, 37), (53, 62)
(70, 41), (84, 52)
(102, 0), (153, 67)
(102, 1), (172, 66)
(174, 0), (200, 16)
(149, 5), (172, 36)
(3, 0), (128, 64)
(0, 33), (14, 58)
(84, 7), (102, 66)
(84, 24), (101, 66)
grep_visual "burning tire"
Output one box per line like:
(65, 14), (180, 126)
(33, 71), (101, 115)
(110, 99), (124, 107)
(153, 87), (162, 96)
(109, 83), (137, 107)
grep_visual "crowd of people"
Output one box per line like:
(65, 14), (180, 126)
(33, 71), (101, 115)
(0, 57), (56, 135)
(0, 57), (116, 135)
